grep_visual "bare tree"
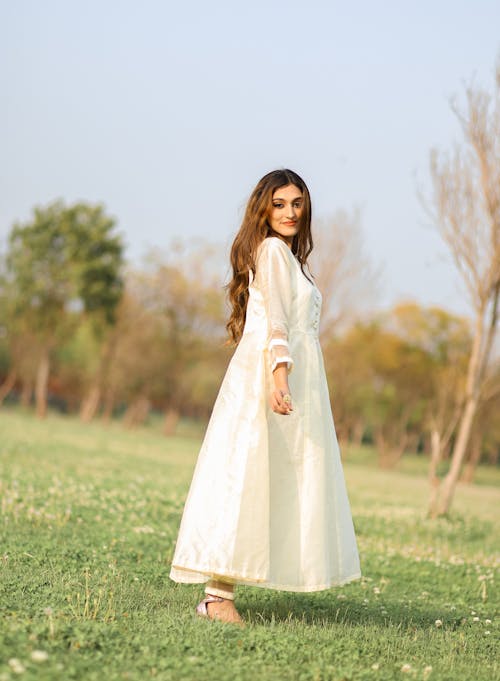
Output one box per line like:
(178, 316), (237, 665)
(425, 59), (500, 517)
(460, 366), (500, 482)
(310, 209), (381, 337)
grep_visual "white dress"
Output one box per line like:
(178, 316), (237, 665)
(169, 236), (361, 591)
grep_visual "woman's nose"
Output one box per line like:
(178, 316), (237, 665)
(287, 204), (297, 218)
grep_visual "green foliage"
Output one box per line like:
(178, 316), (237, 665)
(0, 200), (125, 412)
(99, 253), (229, 416)
(6, 200), (124, 334)
(322, 303), (488, 464)
(0, 409), (498, 681)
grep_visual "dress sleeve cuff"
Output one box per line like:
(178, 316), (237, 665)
(270, 356), (294, 374)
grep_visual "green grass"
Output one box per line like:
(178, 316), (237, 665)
(0, 408), (498, 681)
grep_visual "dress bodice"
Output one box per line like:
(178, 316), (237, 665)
(244, 237), (322, 340)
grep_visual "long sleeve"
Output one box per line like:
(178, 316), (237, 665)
(254, 238), (294, 374)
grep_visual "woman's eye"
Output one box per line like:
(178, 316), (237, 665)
(273, 203), (284, 209)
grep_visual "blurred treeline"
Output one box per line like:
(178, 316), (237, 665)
(0, 199), (498, 485)
(0, 201), (230, 433)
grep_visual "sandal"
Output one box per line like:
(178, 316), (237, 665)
(195, 594), (225, 618)
(195, 594), (245, 626)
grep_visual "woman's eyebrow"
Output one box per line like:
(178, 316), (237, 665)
(273, 196), (303, 202)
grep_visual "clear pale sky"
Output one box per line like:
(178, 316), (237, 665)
(2, 1), (499, 316)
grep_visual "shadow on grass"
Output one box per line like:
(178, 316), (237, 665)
(237, 591), (458, 630)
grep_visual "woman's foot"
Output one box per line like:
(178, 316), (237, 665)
(207, 597), (244, 624)
(196, 595), (245, 625)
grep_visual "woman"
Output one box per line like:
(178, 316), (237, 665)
(169, 169), (361, 624)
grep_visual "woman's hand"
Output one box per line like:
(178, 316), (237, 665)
(270, 387), (293, 415)
(271, 363), (293, 415)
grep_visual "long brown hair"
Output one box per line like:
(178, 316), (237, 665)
(225, 169), (313, 344)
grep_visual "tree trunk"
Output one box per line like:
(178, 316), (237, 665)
(429, 305), (486, 516)
(406, 431), (420, 454)
(351, 420), (365, 447)
(434, 396), (478, 516)
(102, 388), (116, 423)
(35, 349), (50, 418)
(80, 384), (101, 422)
(123, 396), (151, 428)
(82, 338), (116, 423)
(488, 448), (499, 466)
(375, 428), (408, 468)
(460, 431), (482, 483)
(421, 432), (431, 456)
(20, 379), (33, 408)
(335, 422), (348, 445)
(0, 368), (17, 406)
(163, 407), (180, 436)
(427, 428), (442, 516)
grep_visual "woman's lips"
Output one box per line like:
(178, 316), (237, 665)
(282, 221), (297, 226)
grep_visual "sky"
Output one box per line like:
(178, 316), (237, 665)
(1, 0), (499, 317)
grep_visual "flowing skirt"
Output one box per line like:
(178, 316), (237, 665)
(169, 330), (361, 591)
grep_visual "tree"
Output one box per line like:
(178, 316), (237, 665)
(425, 59), (500, 516)
(311, 210), (380, 337)
(460, 366), (500, 482)
(385, 303), (472, 505)
(93, 242), (228, 433)
(4, 200), (124, 417)
(324, 315), (432, 466)
(125, 243), (228, 433)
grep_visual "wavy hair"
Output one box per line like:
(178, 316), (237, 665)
(225, 169), (313, 344)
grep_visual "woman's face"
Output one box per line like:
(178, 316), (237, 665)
(268, 184), (304, 245)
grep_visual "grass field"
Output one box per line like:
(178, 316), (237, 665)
(0, 408), (498, 681)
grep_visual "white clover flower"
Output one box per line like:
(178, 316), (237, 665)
(31, 650), (49, 663)
(373, 587), (381, 594)
(401, 663), (412, 672)
(485, 619), (492, 624)
(473, 616), (480, 622)
(8, 658), (26, 674)
(43, 607), (53, 616)
(435, 619), (443, 627)
(485, 630), (491, 635)
(371, 662), (380, 670)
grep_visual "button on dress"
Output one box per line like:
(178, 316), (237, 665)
(169, 237), (361, 591)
